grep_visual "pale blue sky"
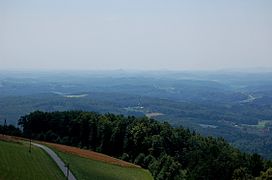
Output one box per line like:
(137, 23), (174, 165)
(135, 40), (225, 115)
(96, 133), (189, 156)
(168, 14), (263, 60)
(0, 0), (271, 70)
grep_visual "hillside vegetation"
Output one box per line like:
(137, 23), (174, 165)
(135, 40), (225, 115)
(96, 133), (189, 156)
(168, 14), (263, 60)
(15, 111), (272, 180)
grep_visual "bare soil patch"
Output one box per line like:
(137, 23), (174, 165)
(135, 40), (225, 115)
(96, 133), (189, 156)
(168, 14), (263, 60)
(0, 134), (24, 144)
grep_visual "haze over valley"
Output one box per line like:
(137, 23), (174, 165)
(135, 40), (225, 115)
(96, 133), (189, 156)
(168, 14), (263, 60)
(1, 70), (272, 159)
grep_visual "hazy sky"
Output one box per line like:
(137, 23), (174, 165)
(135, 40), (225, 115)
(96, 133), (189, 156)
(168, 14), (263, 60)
(0, 0), (271, 70)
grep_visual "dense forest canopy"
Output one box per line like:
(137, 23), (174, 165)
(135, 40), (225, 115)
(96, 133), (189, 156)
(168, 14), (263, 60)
(4, 110), (269, 180)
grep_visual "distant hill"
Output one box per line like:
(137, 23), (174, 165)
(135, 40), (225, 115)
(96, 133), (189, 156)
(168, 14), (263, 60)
(1, 71), (272, 160)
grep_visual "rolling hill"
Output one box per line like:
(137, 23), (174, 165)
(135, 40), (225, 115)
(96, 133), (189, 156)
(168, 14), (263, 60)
(0, 135), (153, 180)
(0, 137), (65, 180)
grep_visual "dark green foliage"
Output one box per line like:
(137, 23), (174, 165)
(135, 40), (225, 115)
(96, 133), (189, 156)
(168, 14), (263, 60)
(18, 111), (271, 180)
(257, 168), (272, 180)
(0, 124), (22, 136)
(149, 154), (185, 180)
(249, 153), (264, 177)
(232, 167), (254, 180)
(121, 153), (130, 161)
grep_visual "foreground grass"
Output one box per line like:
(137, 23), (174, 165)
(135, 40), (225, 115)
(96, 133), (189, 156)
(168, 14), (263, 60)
(0, 140), (65, 180)
(53, 148), (153, 180)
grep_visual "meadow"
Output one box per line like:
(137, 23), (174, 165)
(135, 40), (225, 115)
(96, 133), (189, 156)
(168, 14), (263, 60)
(53, 148), (153, 180)
(0, 140), (65, 180)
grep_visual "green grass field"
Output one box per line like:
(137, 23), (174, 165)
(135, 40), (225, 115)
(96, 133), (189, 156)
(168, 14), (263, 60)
(53, 149), (154, 180)
(0, 138), (153, 180)
(0, 140), (65, 180)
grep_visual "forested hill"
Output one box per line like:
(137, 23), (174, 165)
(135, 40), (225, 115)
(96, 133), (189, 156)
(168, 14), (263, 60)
(15, 111), (272, 179)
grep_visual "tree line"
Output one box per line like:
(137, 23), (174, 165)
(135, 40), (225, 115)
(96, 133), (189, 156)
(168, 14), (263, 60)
(1, 110), (272, 179)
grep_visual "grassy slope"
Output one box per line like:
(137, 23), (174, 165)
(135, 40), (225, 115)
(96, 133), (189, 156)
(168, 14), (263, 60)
(54, 149), (153, 180)
(0, 140), (65, 180)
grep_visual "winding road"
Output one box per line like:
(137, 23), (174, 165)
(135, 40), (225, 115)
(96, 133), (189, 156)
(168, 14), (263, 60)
(32, 142), (77, 180)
